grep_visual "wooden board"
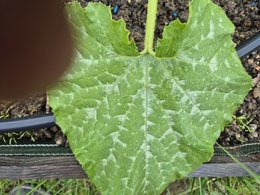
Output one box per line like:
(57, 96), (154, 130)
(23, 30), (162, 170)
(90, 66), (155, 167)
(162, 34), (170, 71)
(189, 162), (260, 177)
(0, 155), (259, 179)
(0, 156), (86, 179)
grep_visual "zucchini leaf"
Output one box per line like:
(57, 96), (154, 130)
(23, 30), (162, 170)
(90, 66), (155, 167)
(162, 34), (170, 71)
(49, 1), (252, 194)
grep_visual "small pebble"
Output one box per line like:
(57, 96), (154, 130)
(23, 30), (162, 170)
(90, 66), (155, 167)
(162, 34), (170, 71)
(56, 137), (63, 145)
(113, 5), (119, 14)
(236, 133), (241, 139)
(253, 74), (260, 85)
(252, 131), (258, 138)
(253, 87), (260, 98)
(43, 129), (52, 139)
(50, 126), (59, 133)
(249, 124), (258, 131)
(248, 102), (256, 110)
(248, 59), (254, 65)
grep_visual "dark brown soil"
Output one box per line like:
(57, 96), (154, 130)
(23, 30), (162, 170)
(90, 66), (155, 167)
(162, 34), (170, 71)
(0, 0), (259, 147)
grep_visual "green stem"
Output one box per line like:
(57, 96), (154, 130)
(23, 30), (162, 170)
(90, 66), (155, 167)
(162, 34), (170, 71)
(142, 0), (158, 55)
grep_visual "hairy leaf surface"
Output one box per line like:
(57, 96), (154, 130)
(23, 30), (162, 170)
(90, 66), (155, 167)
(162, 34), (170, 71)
(49, 1), (252, 194)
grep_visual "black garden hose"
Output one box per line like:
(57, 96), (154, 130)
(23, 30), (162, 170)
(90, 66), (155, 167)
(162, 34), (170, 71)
(0, 113), (55, 133)
(236, 32), (260, 58)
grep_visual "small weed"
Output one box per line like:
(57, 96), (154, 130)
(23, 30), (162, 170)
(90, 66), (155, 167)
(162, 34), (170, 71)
(0, 105), (12, 119)
(0, 131), (36, 145)
(1, 178), (259, 195)
(233, 115), (254, 133)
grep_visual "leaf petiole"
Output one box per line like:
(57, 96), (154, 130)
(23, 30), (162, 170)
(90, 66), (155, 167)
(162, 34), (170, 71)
(142, 0), (158, 55)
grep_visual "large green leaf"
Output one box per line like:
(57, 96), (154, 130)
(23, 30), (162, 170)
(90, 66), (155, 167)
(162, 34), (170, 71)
(49, 1), (252, 194)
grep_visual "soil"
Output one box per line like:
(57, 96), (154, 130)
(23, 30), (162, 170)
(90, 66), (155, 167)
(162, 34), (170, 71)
(0, 0), (259, 147)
